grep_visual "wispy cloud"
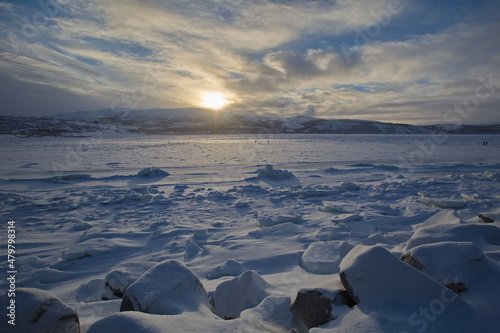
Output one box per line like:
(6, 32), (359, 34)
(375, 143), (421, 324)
(0, 0), (498, 124)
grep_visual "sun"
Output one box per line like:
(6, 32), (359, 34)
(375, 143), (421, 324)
(202, 92), (228, 110)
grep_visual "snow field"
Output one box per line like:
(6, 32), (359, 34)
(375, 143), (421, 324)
(0, 134), (499, 332)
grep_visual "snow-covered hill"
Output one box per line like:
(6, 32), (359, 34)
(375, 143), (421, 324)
(1, 109), (499, 137)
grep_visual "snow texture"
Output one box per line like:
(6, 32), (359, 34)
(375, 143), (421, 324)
(89, 296), (308, 333)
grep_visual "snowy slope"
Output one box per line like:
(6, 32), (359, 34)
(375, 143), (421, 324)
(2, 110), (500, 136)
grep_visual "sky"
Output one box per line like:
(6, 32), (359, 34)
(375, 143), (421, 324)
(0, 0), (499, 125)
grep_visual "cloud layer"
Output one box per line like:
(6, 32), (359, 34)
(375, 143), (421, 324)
(0, 0), (499, 124)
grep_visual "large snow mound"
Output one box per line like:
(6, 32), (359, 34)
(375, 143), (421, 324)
(257, 164), (295, 180)
(102, 261), (157, 299)
(401, 241), (486, 288)
(213, 270), (275, 319)
(0, 288), (79, 333)
(339, 245), (469, 311)
(319, 245), (476, 333)
(406, 221), (500, 251)
(120, 260), (211, 315)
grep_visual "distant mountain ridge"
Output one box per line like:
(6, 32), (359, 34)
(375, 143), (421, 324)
(1, 108), (499, 137)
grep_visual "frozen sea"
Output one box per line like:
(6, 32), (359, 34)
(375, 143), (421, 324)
(1, 134), (500, 332)
(1, 134), (499, 180)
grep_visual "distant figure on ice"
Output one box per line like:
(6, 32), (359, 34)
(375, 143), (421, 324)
(483, 141), (488, 146)
(267, 140), (270, 144)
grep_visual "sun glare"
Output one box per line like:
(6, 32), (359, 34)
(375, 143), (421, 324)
(202, 92), (228, 110)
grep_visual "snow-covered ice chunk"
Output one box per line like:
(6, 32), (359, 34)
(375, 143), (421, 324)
(301, 241), (354, 274)
(320, 240), (500, 332)
(257, 164), (295, 180)
(406, 222), (500, 251)
(0, 288), (79, 333)
(417, 209), (462, 228)
(401, 241), (487, 292)
(338, 245), (469, 312)
(102, 261), (156, 299)
(71, 299), (121, 332)
(136, 167), (170, 178)
(193, 228), (208, 239)
(419, 193), (466, 209)
(184, 242), (203, 261)
(205, 259), (245, 279)
(120, 260), (211, 315)
(214, 270), (275, 319)
(315, 226), (349, 241)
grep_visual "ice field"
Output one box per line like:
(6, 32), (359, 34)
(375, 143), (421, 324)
(1, 133), (499, 332)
